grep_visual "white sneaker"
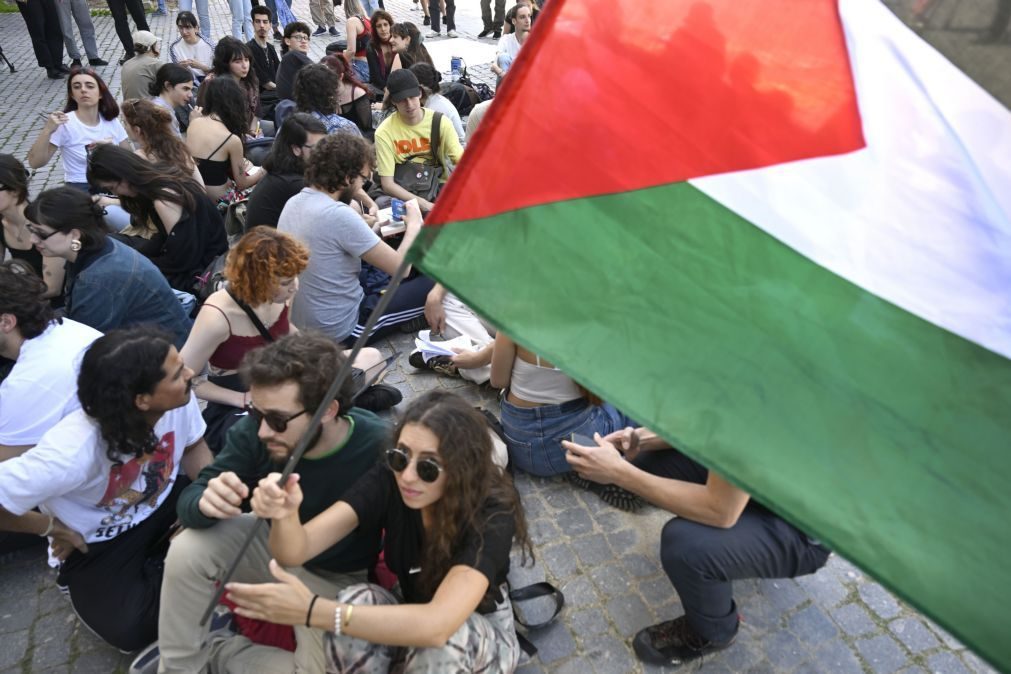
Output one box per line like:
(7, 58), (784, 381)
(426, 30), (442, 38)
(446, 29), (457, 37)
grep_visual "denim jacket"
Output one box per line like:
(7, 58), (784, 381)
(63, 238), (192, 348)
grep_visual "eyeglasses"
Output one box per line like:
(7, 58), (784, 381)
(288, 34), (310, 42)
(385, 447), (442, 483)
(26, 224), (58, 241)
(246, 403), (307, 433)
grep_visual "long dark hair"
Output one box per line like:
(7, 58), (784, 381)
(320, 53), (367, 97)
(198, 76), (251, 139)
(395, 390), (532, 598)
(390, 22), (433, 69)
(212, 37), (260, 99)
(78, 327), (175, 462)
(86, 144), (201, 221)
(263, 112), (326, 174)
(25, 187), (108, 254)
(121, 99), (197, 177)
(64, 67), (120, 121)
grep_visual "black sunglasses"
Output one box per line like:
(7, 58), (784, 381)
(246, 403), (307, 433)
(385, 447), (442, 483)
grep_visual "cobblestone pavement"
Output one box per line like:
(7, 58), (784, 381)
(0, 1), (1004, 672)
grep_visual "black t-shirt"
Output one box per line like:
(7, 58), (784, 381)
(343, 463), (516, 613)
(247, 38), (281, 90)
(275, 51), (312, 102)
(245, 172), (304, 229)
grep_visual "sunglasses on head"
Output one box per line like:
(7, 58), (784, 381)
(385, 447), (442, 483)
(246, 403), (307, 433)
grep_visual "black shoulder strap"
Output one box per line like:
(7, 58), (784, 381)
(510, 580), (565, 657)
(227, 289), (275, 342)
(430, 111), (443, 170)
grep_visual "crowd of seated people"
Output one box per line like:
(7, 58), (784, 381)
(1, 4), (838, 672)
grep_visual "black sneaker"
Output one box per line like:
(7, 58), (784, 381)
(57, 63), (72, 74)
(397, 315), (430, 334)
(422, 16), (431, 26)
(46, 67), (66, 79)
(492, 29), (502, 39)
(329, 26), (339, 36)
(119, 51), (134, 65)
(632, 615), (737, 667)
(71, 58), (82, 68)
(478, 27), (492, 38)
(408, 351), (460, 377)
(313, 25), (327, 36)
(88, 57), (109, 66)
(354, 383), (403, 412)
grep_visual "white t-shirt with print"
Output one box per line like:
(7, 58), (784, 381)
(0, 319), (101, 447)
(0, 395), (205, 545)
(48, 112), (128, 183)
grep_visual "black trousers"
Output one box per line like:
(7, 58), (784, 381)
(480, 0), (505, 30)
(429, 0), (456, 32)
(635, 450), (831, 644)
(106, 0), (150, 56)
(56, 479), (184, 652)
(17, 0), (63, 69)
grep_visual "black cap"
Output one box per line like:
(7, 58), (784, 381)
(387, 69), (422, 102)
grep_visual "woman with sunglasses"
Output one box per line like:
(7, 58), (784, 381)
(0, 155), (64, 299)
(27, 67), (130, 193)
(25, 187), (192, 348)
(228, 389), (532, 673)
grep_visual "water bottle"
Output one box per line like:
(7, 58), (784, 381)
(450, 56), (463, 82)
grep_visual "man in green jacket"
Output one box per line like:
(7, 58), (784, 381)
(152, 333), (390, 674)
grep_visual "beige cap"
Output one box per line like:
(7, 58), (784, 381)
(132, 30), (161, 48)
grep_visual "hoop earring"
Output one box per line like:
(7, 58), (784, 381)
(70, 240), (82, 252)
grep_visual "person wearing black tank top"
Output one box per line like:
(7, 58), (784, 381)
(0, 155), (64, 299)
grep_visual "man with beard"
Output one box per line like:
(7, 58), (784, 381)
(278, 133), (432, 345)
(151, 332), (388, 673)
(247, 6), (281, 120)
(0, 327), (211, 652)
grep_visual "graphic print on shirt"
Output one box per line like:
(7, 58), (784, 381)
(395, 137), (431, 156)
(95, 431), (177, 539)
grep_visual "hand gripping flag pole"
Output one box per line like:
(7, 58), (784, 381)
(198, 260), (411, 626)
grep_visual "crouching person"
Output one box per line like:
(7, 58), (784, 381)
(0, 327), (211, 652)
(227, 390), (532, 673)
(154, 332), (388, 673)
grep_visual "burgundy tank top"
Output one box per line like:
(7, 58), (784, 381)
(207, 304), (291, 371)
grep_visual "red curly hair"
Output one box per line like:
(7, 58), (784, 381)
(225, 227), (309, 306)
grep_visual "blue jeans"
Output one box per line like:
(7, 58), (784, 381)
(228, 0), (254, 40)
(360, 0), (379, 16)
(500, 396), (634, 477)
(179, 0), (212, 39)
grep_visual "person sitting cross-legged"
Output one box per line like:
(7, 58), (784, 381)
(149, 332), (389, 673)
(491, 3), (531, 84)
(0, 327), (212, 653)
(562, 428), (832, 668)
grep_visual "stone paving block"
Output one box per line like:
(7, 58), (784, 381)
(591, 510), (630, 535)
(515, 661), (547, 674)
(621, 553), (660, 579)
(555, 506), (595, 537)
(604, 594), (653, 639)
(925, 618), (967, 651)
(762, 579), (807, 613)
(832, 602), (880, 637)
(0, 628), (28, 670)
(859, 581), (904, 620)
(571, 535), (615, 567)
(889, 617), (941, 654)
(510, 560), (547, 588)
(29, 611), (74, 670)
(794, 568), (850, 609)
(636, 576), (674, 614)
(0, 592), (38, 633)
(605, 528), (638, 552)
(530, 517), (562, 545)
(540, 543), (580, 581)
(68, 647), (133, 673)
(526, 620), (577, 664)
(588, 562), (632, 599)
(543, 486), (582, 512)
(926, 651), (972, 674)
(717, 631), (768, 672)
(549, 657), (588, 674)
(567, 608), (611, 638)
(857, 634), (911, 674)
(763, 628), (811, 670)
(787, 603), (838, 647)
(583, 634), (638, 674)
(959, 650), (998, 674)
(561, 576), (601, 610)
(897, 667), (928, 674)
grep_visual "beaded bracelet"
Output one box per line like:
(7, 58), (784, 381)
(334, 604), (343, 636)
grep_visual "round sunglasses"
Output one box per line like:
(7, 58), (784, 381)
(246, 403), (307, 433)
(385, 447), (442, 483)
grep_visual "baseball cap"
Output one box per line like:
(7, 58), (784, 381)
(387, 69), (422, 103)
(133, 31), (161, 48)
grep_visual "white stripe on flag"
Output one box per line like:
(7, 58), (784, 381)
(690, 0), (1011, 359)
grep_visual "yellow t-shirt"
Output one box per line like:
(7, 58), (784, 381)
(375, 108), (464, 182)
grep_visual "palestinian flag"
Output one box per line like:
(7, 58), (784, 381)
(411, 0), (1011, 669)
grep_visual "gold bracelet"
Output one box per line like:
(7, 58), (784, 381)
(343, 603), (353, 629)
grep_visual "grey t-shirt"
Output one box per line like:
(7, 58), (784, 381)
(278, 188), (380, 341)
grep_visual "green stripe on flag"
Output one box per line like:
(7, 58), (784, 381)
(412, 182), (1011, 670)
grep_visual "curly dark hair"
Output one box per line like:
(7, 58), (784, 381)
(240, 332), (356, 417)
(0, 154), (30, 205)
(304, 133), (373, 194)
(77, 327), (176, 462)
(281, 21), (311, 55)
(86, 144), (201, 224)
(293, 64), (339, 116)
(198, 76), (251, 139)
(395, 390), (533, 598)
(121, 99), (197, 177)
(25, 187), (108, 254)
(262, 112), (327, 175)
(0, 260), (55, 340)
